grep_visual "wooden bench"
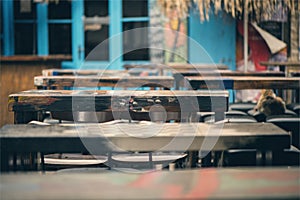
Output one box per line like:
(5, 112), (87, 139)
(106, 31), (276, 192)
(41, 69), (128, 76)
(173, 70), (285, 89)
(124, 63), (229, 75)
(260, 61), (300, 76)
(34, 76), (175, 90)
(186, 76), (300, 90)
(186, 76), (300, 103)
(41, 68), (157, 77)
(260, 61), (300, 102)
(0, 123), (290, 171)
(9, 90), (228, 124)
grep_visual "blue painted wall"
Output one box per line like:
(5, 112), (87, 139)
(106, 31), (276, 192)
(188, 11), (236, 70)
(37, 3), (48, 55)
(2, 0), (14, 56)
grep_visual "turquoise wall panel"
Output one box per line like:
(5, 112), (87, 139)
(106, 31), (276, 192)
(2, 0), (14, 55)
(37, 3), (48, 55)
(188, 11), (236, 70)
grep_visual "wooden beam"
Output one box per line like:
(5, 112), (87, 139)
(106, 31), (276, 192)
(8, 90), (229, 123)
(34, 76), (175, 89)
(0, 123), (289, 153)
(186, 76), (300, 90)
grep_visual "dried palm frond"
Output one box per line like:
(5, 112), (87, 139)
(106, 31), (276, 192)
(204, 0), (211, 20)
(197, 0), (205, 21)
(157, 0), (298, 22)
(214, 0), (222, 14)
(235, 0), (242, 14)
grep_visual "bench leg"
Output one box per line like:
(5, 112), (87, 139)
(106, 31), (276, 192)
(0, 151), (10, 172)
(107, 152), (112, 170)
(201, 152), (212, 167)
(186, 151), (198, 168)
(265, 151), (273, 166)
(213, 151), (223, 167)
(14, 111), (44, 124)
(256, 150), (273, 166)
(214, 112), (225, 122)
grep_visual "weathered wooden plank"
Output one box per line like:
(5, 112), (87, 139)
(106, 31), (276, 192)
(0, 55), (72, 62)
(42, 69), (128, 76)
(173, 71), (285, 89)
(34, 76), (175, 89)
(186, 76), (300, 90)
(9, 90), (228, 113)
(174, 70), (285, 77)
(124, 63), (229, 71)
(0, 123), (290, 171)
(260, 61), (300, 67)
(41, 69), (158, 77)
(0, 123), (290, 153)
(1, 168), (299, 200)
(167, 63), (229, 70)
(260, 61), (300, 77)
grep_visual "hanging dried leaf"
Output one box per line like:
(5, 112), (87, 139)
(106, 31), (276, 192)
(231, 0), (235, 18)
(157, 0), (298, 22)
(214, 0), (222, 14)
(224, 0), (229, 12)
(204, 0), (211, 20)
(196, 0), (205, 21)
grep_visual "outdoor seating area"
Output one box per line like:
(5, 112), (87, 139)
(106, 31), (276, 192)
(0, 0), (299, 199)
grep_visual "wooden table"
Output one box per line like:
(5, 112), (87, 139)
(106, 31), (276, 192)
(34, 76), (174, 90)
(0, 123), (290, 171)
(173, 70), (285, 89)
(9, 90), (228, 124)
(260, 62), (300, 102)
(186, 76), (300, 90)
(124, 63), (229, 75)
(260, 61), (300, 76)
(42, 69), (128, 76)
(41, 68), (158, 76)
(1, 167), (299, 200)
(167, 63), (229, 70)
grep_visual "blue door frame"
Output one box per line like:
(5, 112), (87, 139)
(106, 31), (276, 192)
(63, 0), (150, 70)
(2, 0), (14, 56)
